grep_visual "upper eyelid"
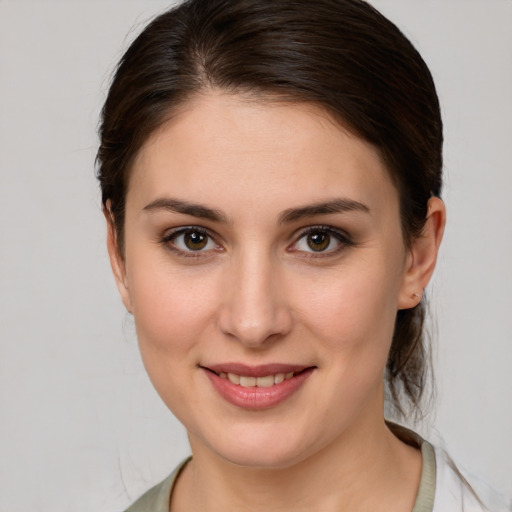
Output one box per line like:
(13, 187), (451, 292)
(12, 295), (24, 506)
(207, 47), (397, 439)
(162, 223), (348, 236)
(163, 225), (215, 240)
(292, 224), (351, 240)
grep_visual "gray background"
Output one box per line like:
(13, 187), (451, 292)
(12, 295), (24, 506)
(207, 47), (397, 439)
(1, 1), (511, 510)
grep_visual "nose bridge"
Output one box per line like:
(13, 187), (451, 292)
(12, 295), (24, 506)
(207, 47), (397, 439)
(218, 245), (292, 346)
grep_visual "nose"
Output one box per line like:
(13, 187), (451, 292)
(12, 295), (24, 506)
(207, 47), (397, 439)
(217, 249), (293, 348)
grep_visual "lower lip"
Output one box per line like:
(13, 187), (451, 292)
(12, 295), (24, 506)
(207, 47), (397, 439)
(204, 368), (314, 410)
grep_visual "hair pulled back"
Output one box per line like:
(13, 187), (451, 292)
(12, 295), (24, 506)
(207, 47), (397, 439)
(97, 0), (443, 417)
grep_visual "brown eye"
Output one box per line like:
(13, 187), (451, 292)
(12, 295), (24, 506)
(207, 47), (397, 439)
(184, 231), (208, 250)
(291, 227), (349, 256)
(165, 228), (217, 253)
(307, 232), (330, 252)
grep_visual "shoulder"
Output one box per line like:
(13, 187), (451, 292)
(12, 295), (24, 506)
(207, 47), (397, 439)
(387, 422), (510, 512)
(124, 473), (174, 512)
(432, 445), (511, 512)
(124, 458), (191, 512)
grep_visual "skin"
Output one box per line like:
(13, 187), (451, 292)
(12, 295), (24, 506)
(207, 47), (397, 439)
(107, 91), (445, 512)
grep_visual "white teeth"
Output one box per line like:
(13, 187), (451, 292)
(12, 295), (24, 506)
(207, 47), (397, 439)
(274, 373), (285, 384)
(219, 371), (298, 387)
(239, 376), (257, 387)
(227, 373), (240, 384)
(256, 375), (275, 388)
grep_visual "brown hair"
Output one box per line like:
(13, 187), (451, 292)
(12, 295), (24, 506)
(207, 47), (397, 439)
(97, 0), (443, 417)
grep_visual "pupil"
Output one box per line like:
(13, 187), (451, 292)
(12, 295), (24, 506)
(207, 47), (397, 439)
(307, 232), (330, 251)
(185, 231), (207, 250)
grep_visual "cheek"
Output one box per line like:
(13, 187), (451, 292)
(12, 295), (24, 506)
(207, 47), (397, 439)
(125, 262), (222, 416)
(297, 267), (399, 335)
(288, 268), (401, 427)
(290, 259), (402, 370)
(126, 260), (219, 359)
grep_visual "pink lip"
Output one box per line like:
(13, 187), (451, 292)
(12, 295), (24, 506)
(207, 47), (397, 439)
(201, 364), (315, 410)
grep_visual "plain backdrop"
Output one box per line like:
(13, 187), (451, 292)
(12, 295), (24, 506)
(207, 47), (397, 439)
(0, 1), (511, 511)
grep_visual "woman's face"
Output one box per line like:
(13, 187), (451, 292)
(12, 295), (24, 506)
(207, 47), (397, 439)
(111, 92), (419, 468)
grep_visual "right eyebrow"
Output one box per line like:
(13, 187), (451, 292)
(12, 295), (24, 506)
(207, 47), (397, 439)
(142, 197), (229, 223)
(278, 198), (370, 224)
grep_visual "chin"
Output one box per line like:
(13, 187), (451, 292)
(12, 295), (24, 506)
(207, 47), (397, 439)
(194, 421), (324, 470)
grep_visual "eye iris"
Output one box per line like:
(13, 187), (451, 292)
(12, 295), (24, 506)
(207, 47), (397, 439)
(307, 232), (330, 251)
(184, 231), (208, 250)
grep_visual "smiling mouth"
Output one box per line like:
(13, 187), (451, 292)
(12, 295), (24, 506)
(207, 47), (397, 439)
(201, 365), (316, 409)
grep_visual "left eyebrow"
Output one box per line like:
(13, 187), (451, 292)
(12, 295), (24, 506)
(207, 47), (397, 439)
(279, 198), (370, 224)
(142, 197), (228, 223)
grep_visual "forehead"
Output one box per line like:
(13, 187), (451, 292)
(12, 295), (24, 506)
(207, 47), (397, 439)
(128, 91), (398, 217)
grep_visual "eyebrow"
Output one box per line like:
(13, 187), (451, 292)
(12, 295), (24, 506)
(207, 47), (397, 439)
(143, 198), (229, 223)
(279, 198), (370, 224)
(142, 196), (369, 224)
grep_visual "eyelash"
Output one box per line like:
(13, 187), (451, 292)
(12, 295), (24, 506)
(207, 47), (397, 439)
(289, 225), (353, 258)
(161, 227), (221, 258)
(160, 225), (353, 258)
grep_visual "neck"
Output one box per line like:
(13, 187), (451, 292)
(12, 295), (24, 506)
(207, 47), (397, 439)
(172, 403), (421, 512)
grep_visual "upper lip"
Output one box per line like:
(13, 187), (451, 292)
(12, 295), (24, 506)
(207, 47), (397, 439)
(202, 363), (314, 377)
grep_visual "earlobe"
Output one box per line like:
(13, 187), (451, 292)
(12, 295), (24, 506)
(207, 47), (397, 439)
(398, 197), (446, 310)
(104, 204), (133, 314)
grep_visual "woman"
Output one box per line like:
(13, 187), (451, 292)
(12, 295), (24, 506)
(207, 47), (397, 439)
(96, 1), (502, 510)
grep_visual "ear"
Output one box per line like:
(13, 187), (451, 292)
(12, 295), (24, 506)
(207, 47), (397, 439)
(398, 197), (446, 309)
(104, 203), (133, 314)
